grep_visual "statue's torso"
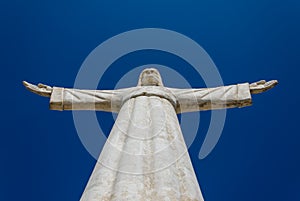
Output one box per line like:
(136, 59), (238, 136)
(121, 86), (177, 109)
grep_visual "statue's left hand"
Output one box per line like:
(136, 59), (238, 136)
(250, 80), (278, 94)
(23, 81), (52, 97)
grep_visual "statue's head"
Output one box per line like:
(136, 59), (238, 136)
(138, 68), (164, 86)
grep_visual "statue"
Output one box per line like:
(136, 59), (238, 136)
(23, 68), (278, 201)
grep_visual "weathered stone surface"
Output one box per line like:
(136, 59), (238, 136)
(80, 96), (204, 201)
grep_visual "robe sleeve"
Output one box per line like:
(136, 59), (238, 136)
(49, 87), (125, 112)
(172, 83), (252, 113)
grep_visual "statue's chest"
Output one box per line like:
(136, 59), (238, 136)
(122, 86), (177, 108)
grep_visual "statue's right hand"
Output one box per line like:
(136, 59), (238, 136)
(23, 81), (52, 97)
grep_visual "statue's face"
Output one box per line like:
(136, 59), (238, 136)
(140, 68), (162, 86)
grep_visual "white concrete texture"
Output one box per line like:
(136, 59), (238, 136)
(80, 96), (204, 201)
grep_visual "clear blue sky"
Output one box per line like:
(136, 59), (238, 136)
(2, 0), (300, 200)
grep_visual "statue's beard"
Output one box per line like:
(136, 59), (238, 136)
(141, 75), (161, 86)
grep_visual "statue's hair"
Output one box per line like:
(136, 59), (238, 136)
(137, 68), (164, 86)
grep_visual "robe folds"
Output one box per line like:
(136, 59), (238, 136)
(49, 83), (252, 201)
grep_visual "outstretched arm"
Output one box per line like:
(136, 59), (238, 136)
(172, 80), (278, 113)
(23, 81), (124, 112)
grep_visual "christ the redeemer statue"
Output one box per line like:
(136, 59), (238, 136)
(23, 68), (277, 201)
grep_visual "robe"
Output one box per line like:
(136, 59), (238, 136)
(49, 83), (252, 201)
